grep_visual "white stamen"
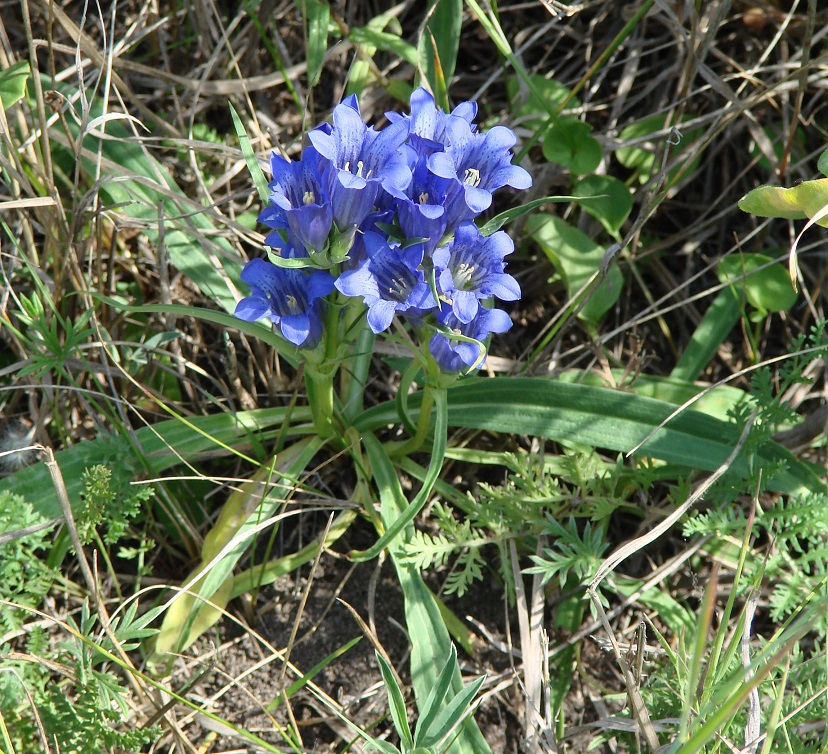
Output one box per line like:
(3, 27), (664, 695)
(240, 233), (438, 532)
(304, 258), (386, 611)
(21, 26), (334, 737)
(463, 168), (481, 187)
(454, 262), (476, 288)
(303, 190), (315, 205)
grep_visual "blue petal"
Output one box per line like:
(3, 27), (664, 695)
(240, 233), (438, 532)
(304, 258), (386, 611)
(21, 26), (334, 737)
(367, 300), (397, 333)
(453, 221), (478, 247)
(482, 125), (517, 152)
(490, 163), (533, 190)
(464, 184), (492, 213)
(335, 264), (378, 299)
(337, 171), (368, 190)
(406, 282), (437, 311)
(280, 313), (312, 346)
(240, 257), (276, 286)
(428, 151), (458, 179)
(234, 296), (269, 322)
(308, 128), (336, 162)
(451, 100), (477, 123)
(483, 230), (515, 260)
(331, 103), (368, 164)
(341, 93), (361, 114)
(481, 308), (513, 334)
(485, 273), (521, 302)
(307, 270), (336, 301)
(452, 290), (478, 323)
(432, 247), (450, 270)
(455, 340), (484, 366)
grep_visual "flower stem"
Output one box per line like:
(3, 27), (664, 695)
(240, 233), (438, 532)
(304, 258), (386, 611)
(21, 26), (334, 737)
(387, 384), (436, 459)
(304, 362), (336, 439)
(341, 310), (374, 423)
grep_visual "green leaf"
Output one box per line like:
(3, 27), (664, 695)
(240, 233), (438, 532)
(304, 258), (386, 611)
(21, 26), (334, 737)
(573, 174), (633, 237)
(229, 102), (269, 204)
(54, 88), (245, 312)
(414, 644), (458, 746)
(818, 146), (828, 177)
(541, 117), (601, 174)
(90, 296), (300, 363)
(302, 0), (330, 87)
(350, 389), (448, 561)
(738, 179), (828, 227)
(616, 114), (701, 185)
(0, 405), (311, 518)
(355, 379), (825, 496)
(0, 60), (30, 109)
(361, 433), (492, 754)
(419, 0), (462, 111)
(717, 252), (798, 313)
(670, 288), (741, 383)
(527, 213), (623, 324)
(348, 26), (419, 68)
(478, 195), (580, 236)
(151, 437), (323, 661)
(416, 675), (485, 750)
(507, 74), (580, 130)
(232, 509), (357, 598)
(344, 13), (413, 97)
(376, 652), (415, 750)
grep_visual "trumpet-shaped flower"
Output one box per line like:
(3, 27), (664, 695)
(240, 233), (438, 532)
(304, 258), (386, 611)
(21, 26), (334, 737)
(433, 222), (521, 323)
(258, 146), (333, 255)
(429, 303), (512, 373)
(396, 156), (455, 254)
(334, 232), (436, 334)
(309, 95), (413, 230)
(386, 87), (477, 150)
(429, 118), (532, 214)
(234, 258), (335, 348)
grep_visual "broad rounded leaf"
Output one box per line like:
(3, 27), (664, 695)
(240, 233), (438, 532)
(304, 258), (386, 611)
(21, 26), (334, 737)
(574, 174), (633, 237)
(542, 117), (601, 174)
(717, 252), (797, 313)
(527, 214), (623, 324)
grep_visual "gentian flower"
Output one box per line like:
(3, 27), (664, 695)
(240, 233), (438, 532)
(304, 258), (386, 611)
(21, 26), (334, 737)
(234, 257), (335, 348)
(258, 146), (333, 256)
(386, 87), (477, 149)
(429, 118), (532, 214)
(433, 222), (521, 323)
(396, 156), (454, 254)
(430, 303), (513, 373)
(309, 95), (413, 230)
(335, 232), (436, 334)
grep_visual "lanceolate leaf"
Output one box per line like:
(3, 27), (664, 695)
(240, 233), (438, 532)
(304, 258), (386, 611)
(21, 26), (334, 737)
(738, 179), (828, 228)
(355, 378), (824, 495)
(419, 0), (462, 111)
(301, 0), (330, 87)
(362, 432), (492, 754)
(51, 82), (245, 312)
(478, 195), (579, 236)
(0, 406), (311, 518)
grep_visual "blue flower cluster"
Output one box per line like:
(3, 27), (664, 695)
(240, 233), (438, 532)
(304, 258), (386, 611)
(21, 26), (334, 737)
(235, 88), (531, 372)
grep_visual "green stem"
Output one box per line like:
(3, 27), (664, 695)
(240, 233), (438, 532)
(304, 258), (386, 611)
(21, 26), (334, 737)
(386, 385), (435, 459)
(342, 323), (375, 423)
(304, 362), (336, 439)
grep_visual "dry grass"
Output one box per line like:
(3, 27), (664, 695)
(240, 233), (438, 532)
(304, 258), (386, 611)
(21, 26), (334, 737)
(1, 1), (827, 752)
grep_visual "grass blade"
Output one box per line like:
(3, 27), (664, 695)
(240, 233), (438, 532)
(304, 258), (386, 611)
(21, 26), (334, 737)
(355, 378), (824, 495)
